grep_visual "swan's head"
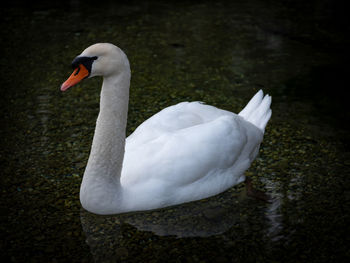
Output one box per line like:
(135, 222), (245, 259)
(61, 43), (130, 91)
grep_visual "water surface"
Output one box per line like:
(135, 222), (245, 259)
(1, 0), (349, 262)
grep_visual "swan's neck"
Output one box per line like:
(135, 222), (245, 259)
(80, 67), (130, 214)
(88, 75), (130, 177)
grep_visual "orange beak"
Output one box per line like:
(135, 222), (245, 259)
(61, 64), (89, 91)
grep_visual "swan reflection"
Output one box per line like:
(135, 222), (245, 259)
(80, 186), (283, 261)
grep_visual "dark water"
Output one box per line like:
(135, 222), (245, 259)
(1, 0), (349, 262)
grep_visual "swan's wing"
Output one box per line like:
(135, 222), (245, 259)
(126, 102), (233, 151)
(122, 104), (263, 201)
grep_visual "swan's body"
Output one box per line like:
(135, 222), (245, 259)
(61, 43), (272, 215)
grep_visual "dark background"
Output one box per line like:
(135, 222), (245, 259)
(1, 0), (349, 262)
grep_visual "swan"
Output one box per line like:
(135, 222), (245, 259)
(61, 43), (272, 215)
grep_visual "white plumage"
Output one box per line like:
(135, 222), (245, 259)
(61, 43), (272, 215)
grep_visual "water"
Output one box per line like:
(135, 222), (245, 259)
(1, 0), (349, 262)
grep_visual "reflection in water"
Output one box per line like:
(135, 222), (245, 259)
(287, 172), (304, 201)
(80, 187), (246, 238)
(261, 177), (284, 242)
(36, 93), (52, 149)
(36, 91), (52, 155)
(265, 198), (283, 242)
(80, 185), (280, 261)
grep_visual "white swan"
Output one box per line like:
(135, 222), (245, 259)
(61, 43), (272, 215)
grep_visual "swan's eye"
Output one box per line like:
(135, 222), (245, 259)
(74, 66), (81, 76)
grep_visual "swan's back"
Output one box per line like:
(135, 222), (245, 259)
(125, 102), (234, 150)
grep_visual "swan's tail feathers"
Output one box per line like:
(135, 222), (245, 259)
(239, 90), (272, 132)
